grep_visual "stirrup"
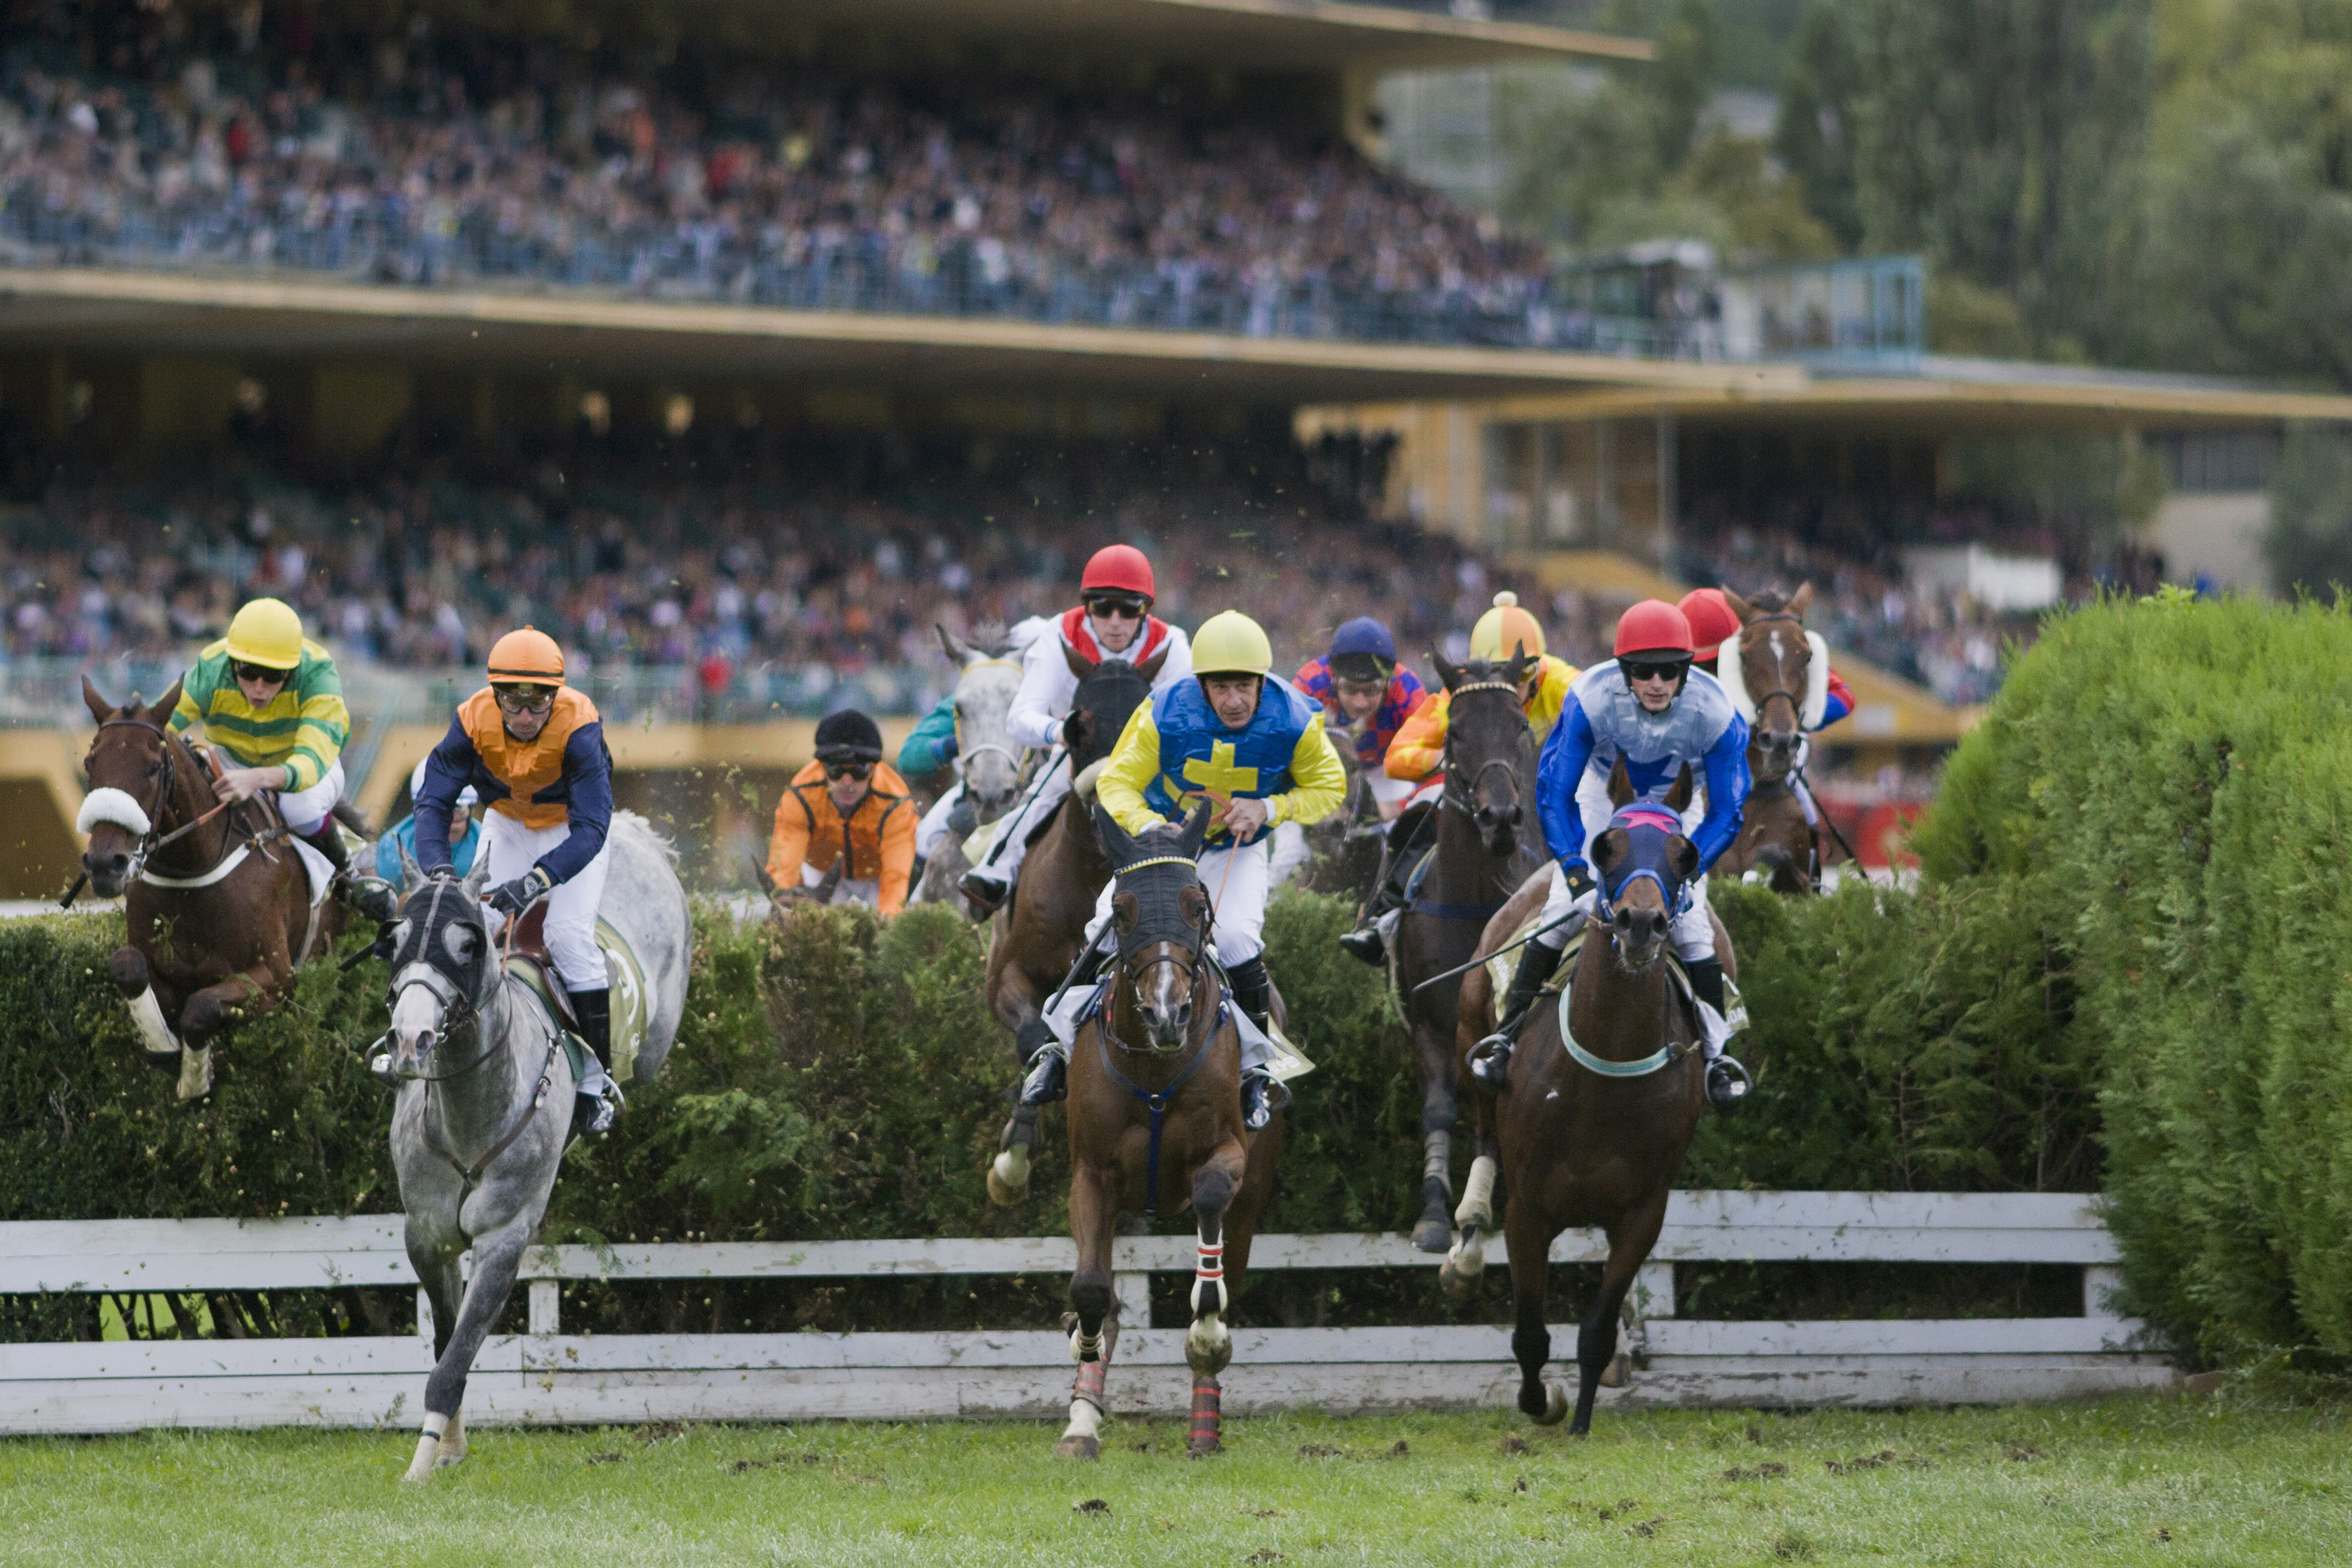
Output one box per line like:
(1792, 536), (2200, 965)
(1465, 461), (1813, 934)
(1019, 1047), (1068, 1107)
(1467, 1021), (1519, 1092)
(346, 875), (400, 924)
(1706, 1055), (1753, 1109)
(1337, 923), (1386, 965)
(1241, 1069), (1286, 1132)
(959, 868), (1009, 915)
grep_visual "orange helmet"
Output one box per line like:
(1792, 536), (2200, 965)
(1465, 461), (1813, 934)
(487, 627), (565, 687)
(1678, 588), (1744, 663)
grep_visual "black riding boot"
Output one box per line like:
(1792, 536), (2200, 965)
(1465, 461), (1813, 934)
(1225, 955), (1283, 1131)
(1018, 943), (1111, 1106)
(299, 821), (398, 922)
(571, 985), (621, 1134)
(1685, 958), (1751, 1109)
(1339, 805), (1429, 965)
(1468, 937), (1565, 1092)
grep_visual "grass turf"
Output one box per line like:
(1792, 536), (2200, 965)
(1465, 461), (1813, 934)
(2, 1395), (2345, 1565)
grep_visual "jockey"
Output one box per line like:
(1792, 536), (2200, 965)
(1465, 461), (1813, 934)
(1681, 585), (1851, 830)
(168, 596), (397, 922)
(1294, 616), (1428, 820)
(958, 546), (1193, 914)
(1338, 592), (1576, 964)
(1470, 599), (1754, 1107)
(768, 709), (917, 914)
(375, 758), (480, 881)
(1017, 610), (1346, 1129)
(412, 628), (623, 1133)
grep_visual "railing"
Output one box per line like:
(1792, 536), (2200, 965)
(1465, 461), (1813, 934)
(0, 1192), (2172, 1433)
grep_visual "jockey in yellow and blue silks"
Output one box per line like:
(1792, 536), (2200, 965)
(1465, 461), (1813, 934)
(1017, 609), (1347, 1129)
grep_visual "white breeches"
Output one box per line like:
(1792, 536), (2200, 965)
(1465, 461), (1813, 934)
(271, 758), (346, 836)
(1086, 835), (1272, 966)
(803, 862), (880, 909)
(976, 748), (1073, 881)
(915, 783), (963, 860)
(1532, 858), (1714, 964)
(1266, 820), (1309, 886)
(479, 813), (613, 992)
(1365, 769), (1416, 812)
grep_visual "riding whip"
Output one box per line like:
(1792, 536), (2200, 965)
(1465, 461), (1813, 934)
(1794, 762), (1863, 868)
(57, 871), (87, 910)
(1409, 908), (1579, 996)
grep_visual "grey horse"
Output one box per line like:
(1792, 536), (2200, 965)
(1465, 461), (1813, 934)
(913, 626), (1031, 908)
(383, 811), (688, 1482)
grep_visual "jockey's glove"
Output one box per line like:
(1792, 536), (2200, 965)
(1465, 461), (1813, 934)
(487, 865), (555, 918)
(1560, 863), (1595, 900)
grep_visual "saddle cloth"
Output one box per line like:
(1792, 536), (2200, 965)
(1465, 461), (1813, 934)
(503, 901), (654, 1081)
(1042, 971), (1316, 1084)
(1483, 913), (1746, 1035)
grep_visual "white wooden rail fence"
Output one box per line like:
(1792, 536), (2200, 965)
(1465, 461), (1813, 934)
(0, 1191), (2172, 1434)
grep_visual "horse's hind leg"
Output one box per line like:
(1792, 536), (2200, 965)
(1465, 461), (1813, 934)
(1185, 1146), (1245, 1457)
(1058, 1161), (1118, 1459)
(1570, 1193), (1668, 1437)
(405, 1217), (529, 1484)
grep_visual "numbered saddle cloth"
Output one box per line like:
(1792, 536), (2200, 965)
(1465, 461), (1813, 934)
(505, 904), (655, 1080)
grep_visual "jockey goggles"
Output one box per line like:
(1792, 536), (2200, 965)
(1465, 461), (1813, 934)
(1083, 592), (1149, 620)
(231, 660), (291, 685)
(1330, 653), (1394, 685)
(492, 682), (557, 713)
(1621, 656), (1691, 685)
(822, 759), (874, 781)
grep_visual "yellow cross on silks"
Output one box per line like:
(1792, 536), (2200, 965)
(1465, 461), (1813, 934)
(1179, 740), (1260, 809)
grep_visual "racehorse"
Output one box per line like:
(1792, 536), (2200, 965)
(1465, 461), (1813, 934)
(1463, 760), (1708, 1436)
(1390, 652), (1542, 1251)
(77, 677), (355, 1100)
(913, 626), (1031, 908)
(1052, 806), (1281, 1460)
(981, 647), (1165, 1203)
(1295, 739), (1386, 900)
(1713, 584), (1827, 894)
(381, 811), (688, 1483)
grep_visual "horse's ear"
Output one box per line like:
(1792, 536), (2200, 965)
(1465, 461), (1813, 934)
(1788, 582), (1813, 619)
(1721, 587), (1756, 625)
(146, 678), (185, 726)
(460, 850), (494, 902)
(396, 834), (424, 894)
(1433, 651), (1463, 692)
(1175, 800), (1212, 861)
(937, 622), (975, 665)
(1504, 648), (1534, 688)
(1667, 835), (1700, 883)
(1607, 755), (1635, 808)
(1665, 763), (1694, 814)
(1590, 828), (1629, 878)
(813, 855), (845, 905)
(82, 675), (118, 724)
(1093, 801), (1137, 866)
(1135, 642), (1169, 682)
(1063, 639), (1097, 680)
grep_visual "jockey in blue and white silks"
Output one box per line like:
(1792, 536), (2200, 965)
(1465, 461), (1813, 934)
(1470, 598), (1757, 1109)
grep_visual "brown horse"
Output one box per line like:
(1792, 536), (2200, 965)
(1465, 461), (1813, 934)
(1052, 806), (1281, 1460)
(77, 677), (350, 1099)
(983, 649), (1163, 1203)
(1473, 762), (1709, 1435)
(1391, 652), (1543, 1250)
(1713, 584), (1827, 894)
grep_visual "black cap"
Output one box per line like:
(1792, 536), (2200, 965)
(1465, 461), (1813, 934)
(814, 708), (884, 762)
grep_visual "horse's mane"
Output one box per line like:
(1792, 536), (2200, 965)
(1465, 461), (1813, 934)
(609, 809), (679, 865)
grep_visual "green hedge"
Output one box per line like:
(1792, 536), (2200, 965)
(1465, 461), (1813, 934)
(1915, 590), (2352, 1363)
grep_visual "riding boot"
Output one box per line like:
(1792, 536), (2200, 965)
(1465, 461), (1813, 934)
(1468, 938), (1565, 1092)
(1339, 805), (1429, 965)
(299, 820), (399, 923)
(570, 985), (622, 1134)
(1685, 958), (1750, 1109)
(960, 864), (1011, 916)
(1225, 955), (1283, 1132)
(1018, 944), (1111, 1106)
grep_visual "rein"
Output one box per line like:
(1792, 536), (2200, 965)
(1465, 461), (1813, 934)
(80, 719), (271, 897)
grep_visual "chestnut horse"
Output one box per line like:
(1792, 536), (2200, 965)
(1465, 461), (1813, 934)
(1052, 806), (1281, 1460)
(1713, 584), (1827, 894)
(983, 649), (1164, 1203)
(77, 677), (351, 1100)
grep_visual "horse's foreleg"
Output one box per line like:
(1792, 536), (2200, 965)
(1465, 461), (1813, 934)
(1442, 1140), (1500, 1301)
(107, 948), (184, 1076)
(1503, 1199), (1565, 1427)
(405, 1218), (527, 1484)
(1570, 1195), (1668, 1437)
(1185, 1143), (1245, 1457)
(1057, 1160), (1118, 1459)
(1413, 1012), (1458, 1253)
(173, 964), (283, 1101)
(988, 967), (1046, 1205)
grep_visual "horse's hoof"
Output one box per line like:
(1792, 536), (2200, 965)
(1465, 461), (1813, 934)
(1184, 1315), (1232, 1377)
(175, 1046), (213, 1101)
(1438, 1248), (1483, 1303)
(1599, 1351), (1632, 1390)
(1054, 1435), (1100, 1461)
(986, 1148), (1030, 1207)
(1187, 1434), (1223, 1458)
(434, 1411), (467, 1466)
(1411, 1215), (1451, 1253)
(1534, 1383), (1569, 1426)
(401, 1433), (441, 1482)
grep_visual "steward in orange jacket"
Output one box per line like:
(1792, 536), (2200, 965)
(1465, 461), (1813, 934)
(766, 710), (918, 915)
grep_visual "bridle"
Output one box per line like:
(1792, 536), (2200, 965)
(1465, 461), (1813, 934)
(953, 656), (1030, 785)
(84, 718), (250, 885)
(1440, 679), (1531, 822)
(1737, 611), (1811, 725)
(385, 875), (503, 1082)
(1099, 854), (1215, 1059)
(1595, 806), (1690, 928)
(1092, 848), (1227, 1223)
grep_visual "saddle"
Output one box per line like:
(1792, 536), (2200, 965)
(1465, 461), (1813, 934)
(502, 902), (580, 1030)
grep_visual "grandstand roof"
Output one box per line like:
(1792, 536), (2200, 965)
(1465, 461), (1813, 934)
(0, 268), (1794, 406)
(746, 0), (1652, 70)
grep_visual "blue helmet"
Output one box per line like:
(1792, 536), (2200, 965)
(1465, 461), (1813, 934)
(1328, 617), (1398, 682)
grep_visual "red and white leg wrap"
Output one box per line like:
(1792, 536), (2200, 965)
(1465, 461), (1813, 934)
(1190, 1239), (1226, 1315)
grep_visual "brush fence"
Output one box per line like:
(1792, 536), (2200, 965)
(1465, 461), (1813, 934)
(0, 1191), (2172, 1433)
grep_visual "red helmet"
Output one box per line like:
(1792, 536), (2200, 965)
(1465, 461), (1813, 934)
(1613, 599), (1695, 659)
(1677, 588), (1743, 663)
(1080, 544), (1155, 601)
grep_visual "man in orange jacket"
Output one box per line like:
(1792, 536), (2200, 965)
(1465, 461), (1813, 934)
(767, 709), (918, 914)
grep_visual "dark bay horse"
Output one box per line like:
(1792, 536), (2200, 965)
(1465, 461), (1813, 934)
(1053, 807), (1281, 1460)
(1392, 652), (1543, 1251)
(1486, 770), (1708, 1435)
(983, 648), (1163, 1204)
(77, 677), (351, 1100)
(1714, 584), (1827, 893)
(1296, 738), (1386, 900)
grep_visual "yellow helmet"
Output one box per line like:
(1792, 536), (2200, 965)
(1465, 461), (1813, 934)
(1470, 591), (1546, 661)
(1190, 610), (1274, 677)
(224, 597), (305, 670)
(487, 627), (566, 686)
